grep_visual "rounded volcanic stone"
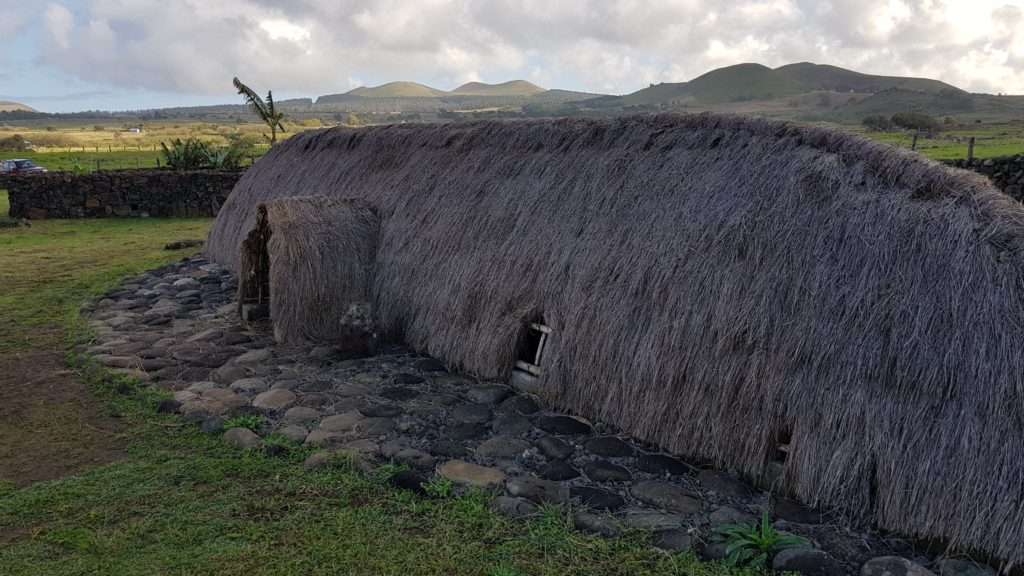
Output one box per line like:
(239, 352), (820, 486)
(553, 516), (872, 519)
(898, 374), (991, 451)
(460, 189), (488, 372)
(498, 394), (540, 415)
(392, 373), (425, 385)
(378, 386), (419, 401)
(200, 417), (224, 435)
(359, 403), (404, 418)
(583, 436), (635, 458)
(465, 385), (512, 404)
(356, 417), (396, 436)
(278, 425), (308, 443)
(697, 470), (752, 497)
(583, 460), (633, 483)
(570, 486), (626, 511)
(319, 412), (364, 432)
(475, 436), (531, 459)
(233, 348), (273, 364)
(861, 557), (937, 576)
(438, 460), (506, 487)
(252, 389), (296, 412)
(449, 403), (493, 424)
(213, 363), (248, 383)
(282, 406), (321, 425)
(630, 481), (703, 515)
(539, 460), (580, 481)
(939, 559), (998, 576)
(636, 453), (693, 477)
(491, 496), (539, 519)
(709, 505), (756, 527)
(394, 449), (436, 470)
(536, 414), (592, 435)
(773, 497), (828, 525)
(772, 548), (846, 576)
(572, 512), (620, 538)
(381, 437), (414, 458)
(505, 476), (569, 505)
(230, 377), (269, 395)
(534, 436), (574, 460)
(223, 427), (261, 449)
(444, 422), (488, 441)
(491, 414), (535, 436)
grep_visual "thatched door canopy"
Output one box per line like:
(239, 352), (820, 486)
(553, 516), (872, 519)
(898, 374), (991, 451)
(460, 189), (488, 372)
(238, 196), (379, 347)
(206, 113), (1024, 565)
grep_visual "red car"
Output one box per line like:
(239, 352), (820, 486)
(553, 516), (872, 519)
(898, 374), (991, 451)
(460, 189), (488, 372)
(0, 159), (47, 174)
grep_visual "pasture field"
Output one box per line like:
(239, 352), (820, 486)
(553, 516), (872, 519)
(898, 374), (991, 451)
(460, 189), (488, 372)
(0, 198), (751, 575)
(861, 124), (1024, 160)
(0, 120), (299, 171)
(3, 118), (1022, 171)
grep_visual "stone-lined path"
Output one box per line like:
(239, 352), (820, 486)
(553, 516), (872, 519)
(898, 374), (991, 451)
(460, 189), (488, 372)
(79, 254), (996, 576)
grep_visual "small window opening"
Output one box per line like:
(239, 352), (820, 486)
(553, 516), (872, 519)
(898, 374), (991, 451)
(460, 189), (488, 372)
(773, 427), (792, 463)
(514, 321), (550, 377)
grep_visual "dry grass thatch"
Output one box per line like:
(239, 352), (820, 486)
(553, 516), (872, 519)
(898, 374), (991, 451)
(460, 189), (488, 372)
(206, 113), (1024, 564)
(238, 196), (379, 345)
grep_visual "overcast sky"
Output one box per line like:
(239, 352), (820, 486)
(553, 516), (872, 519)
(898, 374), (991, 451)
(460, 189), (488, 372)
(0, 0), (1021, 112)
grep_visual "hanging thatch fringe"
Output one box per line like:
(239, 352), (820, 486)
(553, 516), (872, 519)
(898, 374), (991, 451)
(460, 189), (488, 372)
(205, 113), (1024, 565)
(238, 196), (379, 347)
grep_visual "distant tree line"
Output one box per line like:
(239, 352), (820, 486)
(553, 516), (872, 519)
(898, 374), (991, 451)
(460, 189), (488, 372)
(862, 112), (941, 133)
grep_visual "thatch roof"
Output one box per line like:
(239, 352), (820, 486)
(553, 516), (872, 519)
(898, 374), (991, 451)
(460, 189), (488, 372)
(205, 113), (1024, 564)
(238, 196), (379, 346)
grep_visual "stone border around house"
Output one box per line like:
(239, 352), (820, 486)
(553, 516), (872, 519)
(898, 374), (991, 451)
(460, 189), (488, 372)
(78, 254), (1000, 576)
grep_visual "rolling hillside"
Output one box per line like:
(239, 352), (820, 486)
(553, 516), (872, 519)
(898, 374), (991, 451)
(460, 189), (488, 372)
(601, 62), (969, 107)
(0, 101), (37, 113)
(775, 62), (960, 94)
(347, 82), (448, 98)
(450, 80), (545, 96)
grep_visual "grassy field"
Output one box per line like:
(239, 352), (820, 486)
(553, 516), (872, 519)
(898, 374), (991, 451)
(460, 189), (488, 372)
(0, 202), (751, 575)
(0, 148), (268, 172)
(862, 125), (1024, 160)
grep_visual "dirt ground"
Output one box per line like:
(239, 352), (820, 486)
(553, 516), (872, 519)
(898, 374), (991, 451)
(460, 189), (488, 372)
(0, 344), (126, 486)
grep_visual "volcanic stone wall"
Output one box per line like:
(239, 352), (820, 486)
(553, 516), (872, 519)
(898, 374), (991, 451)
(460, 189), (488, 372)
(948, 155), (1024, 201)
(0, 169), (242, 219)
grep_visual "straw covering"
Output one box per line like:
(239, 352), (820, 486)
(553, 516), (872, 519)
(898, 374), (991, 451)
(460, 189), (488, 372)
(238, 196), (379, 346)
(206, 113), (1024, 564)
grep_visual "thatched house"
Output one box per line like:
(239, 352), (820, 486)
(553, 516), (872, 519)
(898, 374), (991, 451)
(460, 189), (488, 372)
(205, 113), (1024, 565)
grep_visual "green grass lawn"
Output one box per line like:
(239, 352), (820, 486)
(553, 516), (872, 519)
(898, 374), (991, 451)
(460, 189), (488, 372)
(0, 213), (752, 575)
(0, 149), (268, 172)
(861, 126), (1024, 160)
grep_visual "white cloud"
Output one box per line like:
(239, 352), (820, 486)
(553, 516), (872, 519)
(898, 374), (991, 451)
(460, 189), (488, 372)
(7, 0), (1024, 100)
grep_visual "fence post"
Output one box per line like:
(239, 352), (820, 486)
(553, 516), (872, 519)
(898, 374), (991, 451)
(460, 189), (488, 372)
(95, 159), (100, 171)
(911, 132), (919, 151)
(967, 137), (975, 162)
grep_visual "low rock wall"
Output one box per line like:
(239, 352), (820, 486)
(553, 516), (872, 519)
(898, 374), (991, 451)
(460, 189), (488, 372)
(0, 169), (243, 219)
(947, 155), (1024, 201)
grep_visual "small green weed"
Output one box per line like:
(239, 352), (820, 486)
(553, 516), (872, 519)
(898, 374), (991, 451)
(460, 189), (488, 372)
(376, 461), (411, 478)
(421, 476), (455, 498)
(713, 508), (810, 568)
(224, 414), (262, 432)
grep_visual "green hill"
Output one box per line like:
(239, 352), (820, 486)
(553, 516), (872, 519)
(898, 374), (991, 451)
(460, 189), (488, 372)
(347, 82), (447, 98)
(684, 63), (807, 103)
(450, 80), (545, 96)
(775, 62), (960, 94)
(0, 101), (37, 113)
